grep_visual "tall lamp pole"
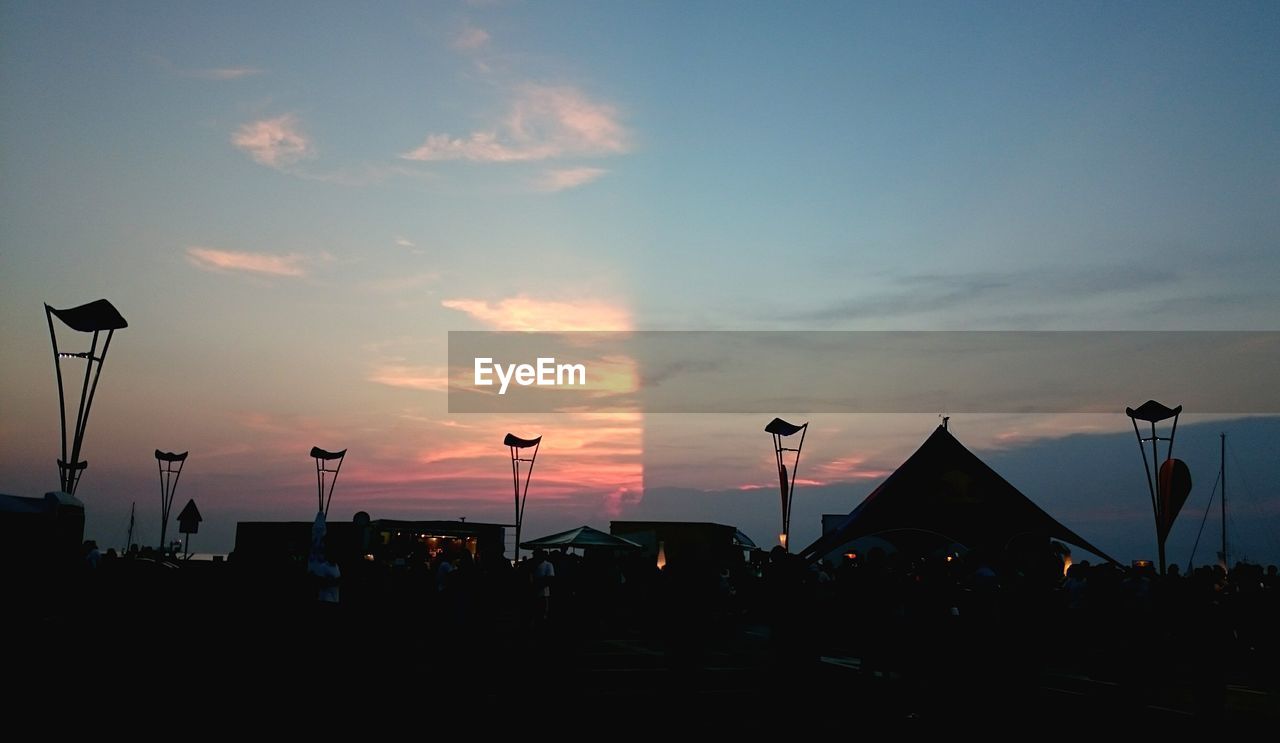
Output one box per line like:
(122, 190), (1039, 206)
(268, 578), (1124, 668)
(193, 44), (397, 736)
(505, 433), (542, 564)
(45, 299), (128, 494)
(766, 417), (808, 552)
(155, 450), (189, 556)
(1125, 400), (1191, 575)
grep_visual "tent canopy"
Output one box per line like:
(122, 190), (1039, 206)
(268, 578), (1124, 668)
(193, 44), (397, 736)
(733, 529), (758, 550)
(520, 525), (642, 551)
(800, 426), (1115, 563)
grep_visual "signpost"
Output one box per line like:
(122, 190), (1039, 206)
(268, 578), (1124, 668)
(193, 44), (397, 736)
(177, 499), (202, 559)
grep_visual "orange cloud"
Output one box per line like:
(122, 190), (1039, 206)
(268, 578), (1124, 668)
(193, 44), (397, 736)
(187, 246), (308, 277)
(327, 414), (647, 515)
(203, 405), (645, 527)
(442, 295), (631, 331)
(367, 364), (449, 392)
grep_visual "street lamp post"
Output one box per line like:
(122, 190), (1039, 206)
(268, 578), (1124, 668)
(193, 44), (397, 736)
(45, 299), (128, 495)
(1125, 400), (1191, 576)
(766, 417), (808, 552)
(155, 449), (189, 556)
(505, 433), (542, 564)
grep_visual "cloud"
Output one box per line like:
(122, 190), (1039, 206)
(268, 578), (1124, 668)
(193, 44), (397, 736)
(192, 66), (262, 80)
(441, 295), (631, 331)
(400, 85), (629, 163)
(813, 454), (893, 481)
(152, 56), (263, 80)
(393, 236), (416, 248)
(289, 163), (436, 187)
(536, 167), (607, 192)
(367, 364), (449, 392)
(232, 114), (312, 169)
(782, 265), (1186, 325)
(788, 273), (1009, 324)
(453, 25), (491, 50)
(186, 246), (308, 277)
(361, 272), (440, 293)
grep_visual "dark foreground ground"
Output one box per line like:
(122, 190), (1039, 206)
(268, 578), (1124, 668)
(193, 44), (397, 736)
(7, 557), (1277, 726)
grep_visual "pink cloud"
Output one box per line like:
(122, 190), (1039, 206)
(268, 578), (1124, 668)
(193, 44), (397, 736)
(536, 167), (607, 192)
(814, 454), (894, 481)
(186, 246), (308, 277)
(232, 114), (312, 169)
(306, 413), (644, 514)
(400, 85), (629, 163)
(441, 294), (632, 331)
(453, 25), (491, 50)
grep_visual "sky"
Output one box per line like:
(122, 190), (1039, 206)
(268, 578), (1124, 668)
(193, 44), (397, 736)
(2, 2), (1278, 563)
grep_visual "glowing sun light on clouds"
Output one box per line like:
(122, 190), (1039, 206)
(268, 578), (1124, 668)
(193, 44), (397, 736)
(441, 294), (632, 332)
(437, 294), (644, 520)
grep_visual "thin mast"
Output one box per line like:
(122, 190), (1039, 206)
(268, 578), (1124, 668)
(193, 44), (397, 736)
(125, 501), (135, 552)
(1221, 432), (1228, 572)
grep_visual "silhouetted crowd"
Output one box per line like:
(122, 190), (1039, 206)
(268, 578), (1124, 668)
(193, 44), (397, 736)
(9, 539), (1277, 719)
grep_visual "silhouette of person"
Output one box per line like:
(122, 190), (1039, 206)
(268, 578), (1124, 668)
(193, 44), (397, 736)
(532, 549), (555, 621)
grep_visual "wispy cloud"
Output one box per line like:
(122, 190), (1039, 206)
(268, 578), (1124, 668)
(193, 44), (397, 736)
(286, 163), (435, 187)
(442, 295), (631, 331)
(400, 85), (629, 163)
(187, 246), (308, 277)
(453, 25), (490, 51)
(394, 236), (416, 249)
(813, 454), (893, 481)
(782, 265), (1186, 325)
(367, 364), (449, 392)
(232, 114), (312, 169)
(152, 56), (263, 80)
(192, 66), (262, 80)
(361, 272), (440, 293)
(536, 167), (607, 192)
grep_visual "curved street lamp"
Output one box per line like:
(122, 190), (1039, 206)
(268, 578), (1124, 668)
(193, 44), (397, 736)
(45, 299), (127, 494)
(505, 433), (542, 563)
(1125, 400), (1189, 575)
(766, 417), (808, 552)
(155, 449), (189, 555)
(310, 446), (347, 518)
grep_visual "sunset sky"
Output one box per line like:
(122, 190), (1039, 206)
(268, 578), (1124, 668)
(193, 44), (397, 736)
(2, 2), (1278, 563)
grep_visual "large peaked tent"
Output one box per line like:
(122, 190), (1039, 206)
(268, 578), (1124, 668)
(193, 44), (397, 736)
(799, 426), (1114, 563)
(520, 525), (643, 551)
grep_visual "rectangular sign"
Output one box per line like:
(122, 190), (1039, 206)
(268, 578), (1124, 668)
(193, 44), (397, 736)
(447, 331), (1280, 414)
